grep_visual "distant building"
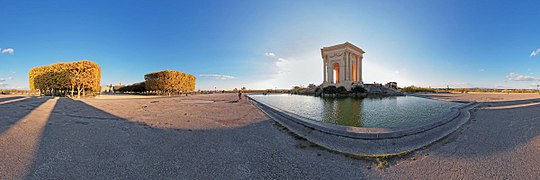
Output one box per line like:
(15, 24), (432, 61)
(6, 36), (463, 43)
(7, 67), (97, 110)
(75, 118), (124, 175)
(100, 84), (113, 93)
(321, 42), (364, 90)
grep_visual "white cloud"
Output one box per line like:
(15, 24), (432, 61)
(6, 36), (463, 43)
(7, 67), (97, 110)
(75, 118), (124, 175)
(531, 48), (540, 57)
(275, 57), (289, 66)
(265, 52), (275, 57)
(199, 74), (236, 80)
(1, 48), (14, 54)
(0, 77), (13, 81)
(265, 52), (289, 67)
(480, 69), (485, 72)
(247, 50), (321, 89)
(507, 72), (540, 81)
(0, 84), (25, 89)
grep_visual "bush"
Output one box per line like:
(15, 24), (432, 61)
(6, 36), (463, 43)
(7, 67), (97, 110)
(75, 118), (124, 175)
(323, 86), (338, 94)
(337, 86), (348, 94)
(118, 82), (146, 92)
(113, 85), (124, 91)
(144, 70), (196, 94)
(291, 86), (305, 93)
(351, 86), (367, 93)
(400, 86), (435, 93)
(29, 60), (101, 98)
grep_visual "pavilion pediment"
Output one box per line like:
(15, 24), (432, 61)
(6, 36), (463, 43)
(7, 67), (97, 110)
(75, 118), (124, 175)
(321, 42), (365, 55)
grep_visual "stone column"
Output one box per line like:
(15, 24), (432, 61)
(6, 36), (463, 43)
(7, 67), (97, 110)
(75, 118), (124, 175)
(345, 52), (349, 81)
(323, 62), (328, 83)
(355, 56), (358, 82)
(340, 55), (345, 83)
(323, 61), (327, 83)
(328, 61), (333, 84)
(348, 53), (352, 81)
(358, 55), (363, 82)
(342, 53), (346, 81)
(351, 55), (355, 82)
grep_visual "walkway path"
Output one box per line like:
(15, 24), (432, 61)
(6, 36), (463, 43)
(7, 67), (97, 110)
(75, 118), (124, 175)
(374, 93), (540, 179)
(0, 93), (539, 179)
(0, 98), (56, 179)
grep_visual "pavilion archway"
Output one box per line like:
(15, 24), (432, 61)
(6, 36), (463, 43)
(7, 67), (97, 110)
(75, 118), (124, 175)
(333, 63), (340, 83)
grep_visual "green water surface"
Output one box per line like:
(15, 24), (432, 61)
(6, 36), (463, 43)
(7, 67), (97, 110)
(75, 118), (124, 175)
(250, 94), (462, 128)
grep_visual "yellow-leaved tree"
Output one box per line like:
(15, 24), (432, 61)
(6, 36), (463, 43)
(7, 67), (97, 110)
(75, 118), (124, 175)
(144, 70), (196, 96)
(29, 60), (101, 98)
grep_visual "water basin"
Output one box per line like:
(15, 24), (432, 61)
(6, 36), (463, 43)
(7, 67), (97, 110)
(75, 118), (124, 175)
(249, 94), (462, 128)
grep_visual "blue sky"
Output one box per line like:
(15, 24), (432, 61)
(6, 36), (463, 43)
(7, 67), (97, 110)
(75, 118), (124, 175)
(1, 0), (540, 90)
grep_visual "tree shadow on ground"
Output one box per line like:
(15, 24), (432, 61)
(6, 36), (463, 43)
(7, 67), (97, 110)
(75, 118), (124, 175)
(23, 97), (369, 179)
(0, 96), (25, 103)
(0, 97), (50, 134)
(481, 97), (540, 107)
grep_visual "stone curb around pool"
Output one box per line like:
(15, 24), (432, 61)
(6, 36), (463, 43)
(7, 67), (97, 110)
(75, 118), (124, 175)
(247, 95), (478, 156)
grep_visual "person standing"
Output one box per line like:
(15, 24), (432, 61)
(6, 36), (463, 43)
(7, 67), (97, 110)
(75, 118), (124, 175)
(238, 90), (242, 100)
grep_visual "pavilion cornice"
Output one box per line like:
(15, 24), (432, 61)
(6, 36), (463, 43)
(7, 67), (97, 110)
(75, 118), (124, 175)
(321, 42), (365, 54)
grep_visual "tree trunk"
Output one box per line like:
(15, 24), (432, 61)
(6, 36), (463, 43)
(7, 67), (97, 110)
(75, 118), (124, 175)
(71, 86), (74, 97)
(77, 85), (82, 98)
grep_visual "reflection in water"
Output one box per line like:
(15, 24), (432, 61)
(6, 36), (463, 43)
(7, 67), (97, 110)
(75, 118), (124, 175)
(250, 94), (461, 128)
(322, 98), (362, 127)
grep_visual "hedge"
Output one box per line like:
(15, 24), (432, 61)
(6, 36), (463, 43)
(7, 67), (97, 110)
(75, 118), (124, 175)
(29, 60), (101, 98)
(144, 70), (196, 95)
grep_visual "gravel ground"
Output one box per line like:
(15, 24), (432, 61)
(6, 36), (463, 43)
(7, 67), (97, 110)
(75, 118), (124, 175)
(1, 93), (540, 179)
(82, 94), (270, 129)
(375, 93), (540, 179)
(414, 92), (540, 102)
(0, 94), (375, 179)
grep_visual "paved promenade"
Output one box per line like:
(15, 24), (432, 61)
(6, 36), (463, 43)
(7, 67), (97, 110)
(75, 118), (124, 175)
(0, 93), (539, 179)
(376, 93), (540, 179)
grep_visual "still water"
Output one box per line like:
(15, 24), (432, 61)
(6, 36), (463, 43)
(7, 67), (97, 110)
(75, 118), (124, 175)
(250, 94), (462, 128)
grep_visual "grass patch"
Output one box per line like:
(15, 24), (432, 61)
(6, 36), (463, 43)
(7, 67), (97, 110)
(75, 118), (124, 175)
(375, 158), (389, 169)
(399, 86), (436, 93)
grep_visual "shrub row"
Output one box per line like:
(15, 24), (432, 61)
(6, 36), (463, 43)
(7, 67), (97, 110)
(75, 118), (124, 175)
(399, 86), (436, 93)
(29, 60), (101, 97)
(117, 82), (146, 92)
(143, 70), (196, 95)
(322, 85), (366, 94)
